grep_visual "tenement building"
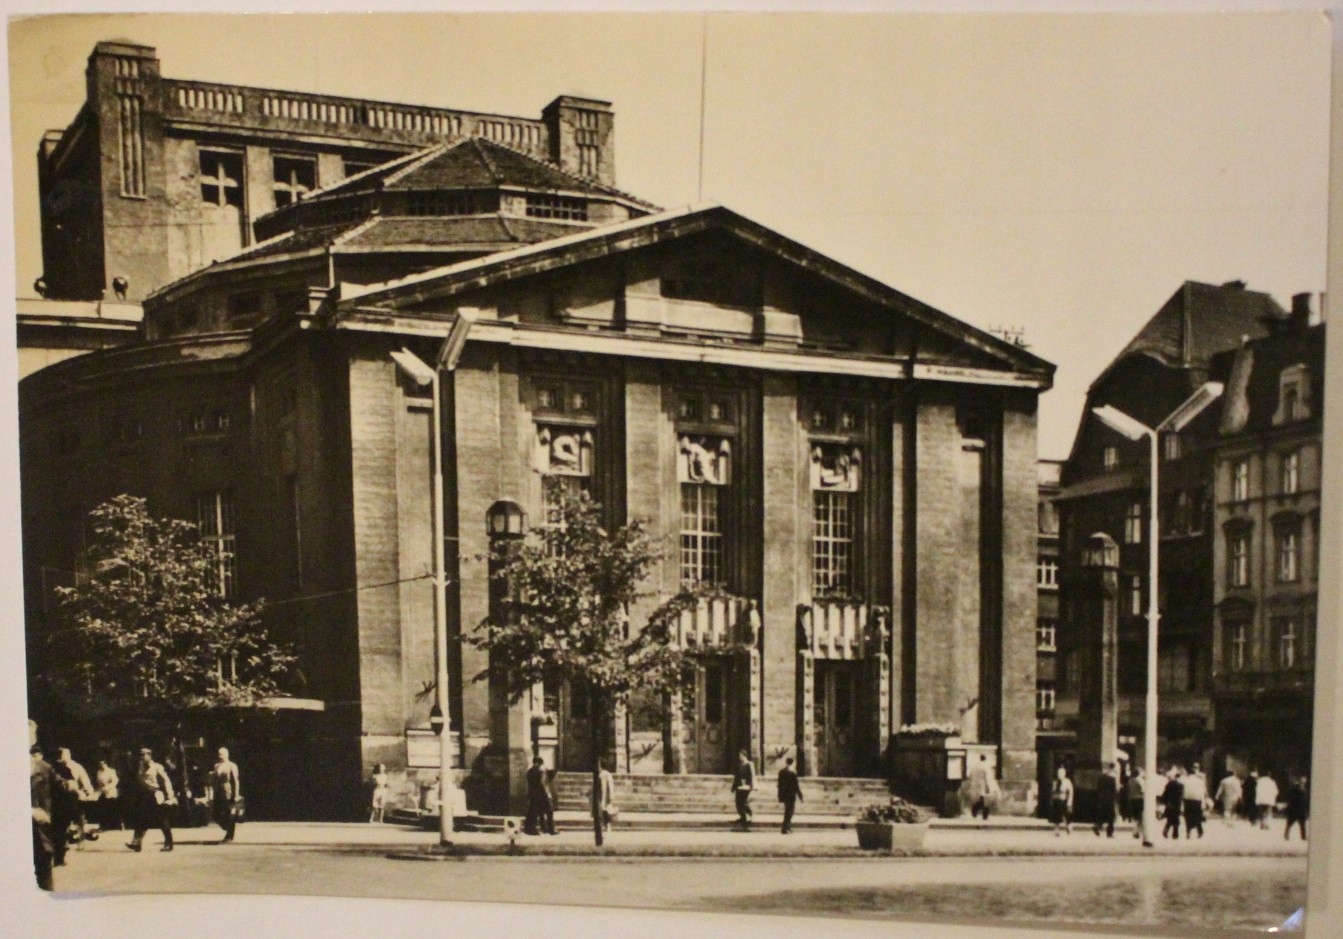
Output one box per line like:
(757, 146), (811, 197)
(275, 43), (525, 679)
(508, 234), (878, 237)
(1208, 297), (1323, 779)
(21, 41), (1054, 819)
(1055, 281), (1292, 774)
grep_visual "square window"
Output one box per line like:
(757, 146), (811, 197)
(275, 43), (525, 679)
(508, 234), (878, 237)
(199, 150), (244, 208)
(536, 387), (559, 410)
(273, 155), (316, 208)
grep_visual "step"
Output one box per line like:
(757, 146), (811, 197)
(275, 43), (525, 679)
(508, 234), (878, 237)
(551, 772), (892, 814)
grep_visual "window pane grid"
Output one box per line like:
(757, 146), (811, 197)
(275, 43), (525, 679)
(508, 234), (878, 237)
(812, 490), (853, 596)
(680, 484), (723, 586)
(196, 491), (236, 597)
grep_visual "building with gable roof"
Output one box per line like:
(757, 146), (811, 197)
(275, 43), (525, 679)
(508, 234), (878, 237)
(1054, 280), (1289, 773)
(22, 42), (1055, 820)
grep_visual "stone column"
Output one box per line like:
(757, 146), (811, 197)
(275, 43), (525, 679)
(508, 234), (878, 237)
(1074, 533), (1120, 823)
(761, 376), (802, 772)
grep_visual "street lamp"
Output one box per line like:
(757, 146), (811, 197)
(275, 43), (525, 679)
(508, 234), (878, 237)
(390, 307), (477, 847)
(1090, 381), (1222, 848)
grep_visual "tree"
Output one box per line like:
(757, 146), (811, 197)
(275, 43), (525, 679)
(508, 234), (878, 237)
(469, 489), (701, 846)
(46, 495), (295, 718)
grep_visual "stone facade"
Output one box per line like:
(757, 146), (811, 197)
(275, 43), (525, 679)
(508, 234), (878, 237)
(23, 48), (1054, 817)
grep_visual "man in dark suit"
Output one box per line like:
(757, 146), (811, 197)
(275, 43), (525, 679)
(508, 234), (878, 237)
(524, 756), (555, 836)
(31, 745), (55, 891)
(777, 757), (804, 834)
(1092, 761), (1118, 837)
(730, 750), (755, 830)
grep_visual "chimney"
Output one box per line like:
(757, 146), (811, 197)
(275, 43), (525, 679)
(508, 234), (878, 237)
(542, 95), (615, 186)
(1290, 292), (1312, 329)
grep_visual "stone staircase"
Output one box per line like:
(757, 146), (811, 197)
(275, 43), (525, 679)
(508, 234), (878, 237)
(553, 772), (892, 815)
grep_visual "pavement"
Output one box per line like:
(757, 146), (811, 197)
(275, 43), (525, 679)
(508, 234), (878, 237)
(65, 814), (1312, 859)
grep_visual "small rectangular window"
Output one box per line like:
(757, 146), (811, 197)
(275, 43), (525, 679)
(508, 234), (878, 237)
(1277, 529), (1300, 583)
(524, 194), (587, 221)
(1128, 575), (1143, 617)
(200, 149), (244, 208)
(227, 293), (263, 325)
(1124, 502), (1143, 544)
(1227, 622), (1248, 672)
(1229, 532), (1250, 587)
(1102, 446), (1119, 471)
(1036, 557), (1058, 589)
(1233, 460), (1251, 502)
(1163, 432), (1182, 461)
(1036, 681), (1056, 713)
(273, 155), (316, 208)
(1281, 452), (1300, 495)
(1036, 622), (1057, 652)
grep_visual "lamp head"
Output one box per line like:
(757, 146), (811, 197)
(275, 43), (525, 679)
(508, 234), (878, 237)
(1091, 404), (1150, 442)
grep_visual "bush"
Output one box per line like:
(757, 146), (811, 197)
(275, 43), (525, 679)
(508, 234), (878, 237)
(857, 796), (926, 824)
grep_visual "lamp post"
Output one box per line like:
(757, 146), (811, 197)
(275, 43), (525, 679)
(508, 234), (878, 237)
(1090, 381), (1222, 848)
(389, 308), (476, 847)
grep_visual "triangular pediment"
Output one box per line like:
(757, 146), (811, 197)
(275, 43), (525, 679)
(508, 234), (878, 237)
(336, 205), (1053, 384)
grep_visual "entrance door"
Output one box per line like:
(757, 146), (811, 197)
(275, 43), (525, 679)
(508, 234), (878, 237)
(814, 661), (859, 776)
(683, 659), (732, 774)
(547, 676), (594, 772)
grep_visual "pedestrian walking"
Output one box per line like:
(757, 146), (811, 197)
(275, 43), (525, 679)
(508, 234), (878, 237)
(1049, 767), (1073, 836)
(1160, 768), (1184, 840)
(1092, 761), (1118, 837)
(368, 763), (389, 823)
(30, 744), (56, 891)
(51, 747), (95, 863)
(1255, 772), (1279, 830)
(1126, 769), (1146, 840)
(126, 747), (175, 852)
(777, 757), (803, 834)
(95, 758), (121, 832)
(1182, 763), (1207, 839)
(524, 756), (555, 835)
(596, 761), (616, 831)
(1214, 770), (1242, 827)
(967, 753), (998, 820)
(1115, 754), (1132, 823)
(210, 747), (242, 844)
(731, 750), (755, 830)
(1243, 770), (1259, 825)
(1283, 775), (1308, 841)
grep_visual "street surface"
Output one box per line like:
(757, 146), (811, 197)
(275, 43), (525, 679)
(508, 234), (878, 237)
(44, 820), (1308, 934)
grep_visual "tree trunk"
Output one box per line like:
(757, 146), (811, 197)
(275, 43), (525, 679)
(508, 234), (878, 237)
(591, 689), (604, 847)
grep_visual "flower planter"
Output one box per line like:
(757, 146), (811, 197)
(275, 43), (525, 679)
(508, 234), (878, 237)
(855, 820), (928, 852)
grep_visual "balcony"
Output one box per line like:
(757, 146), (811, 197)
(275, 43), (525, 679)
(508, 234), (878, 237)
(164, 79), (549, 158)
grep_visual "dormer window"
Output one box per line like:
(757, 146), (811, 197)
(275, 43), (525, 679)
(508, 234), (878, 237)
(1274, 364), (1310, 425)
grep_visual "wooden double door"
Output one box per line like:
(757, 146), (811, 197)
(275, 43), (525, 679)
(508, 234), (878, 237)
(813, 660), (861, 777)
(681, 657), (741, 774)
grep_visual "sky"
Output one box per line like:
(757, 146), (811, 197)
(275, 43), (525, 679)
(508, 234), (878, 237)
(6, 11), (1333, 458)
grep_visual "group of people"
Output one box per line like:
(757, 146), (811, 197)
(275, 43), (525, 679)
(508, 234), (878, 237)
(729, 749), (806, 834)
(1043, 759), (1310, 843)
(29, 742), (244, 890)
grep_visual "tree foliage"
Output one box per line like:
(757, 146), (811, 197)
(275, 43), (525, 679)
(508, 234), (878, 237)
(48, 495), (295, 714)
(468, 489), (704, 845)
(469, 489), (700, 709)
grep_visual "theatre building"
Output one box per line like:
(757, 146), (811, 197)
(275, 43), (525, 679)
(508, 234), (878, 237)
(22, 73), (1052, 817)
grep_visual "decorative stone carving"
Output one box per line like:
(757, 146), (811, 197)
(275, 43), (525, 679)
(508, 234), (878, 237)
(809, 443), (862, 492)
(534, 425), (593, 476)
(678, 435), (732, 485)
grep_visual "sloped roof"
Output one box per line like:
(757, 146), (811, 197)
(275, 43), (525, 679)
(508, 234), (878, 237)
(338, 215), (581, 250)
(1102, 281), (1283, 385)
(337, 203), (1055, 382)
(301, 137), (658, 209)
(1216, 321), (1325, 436)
